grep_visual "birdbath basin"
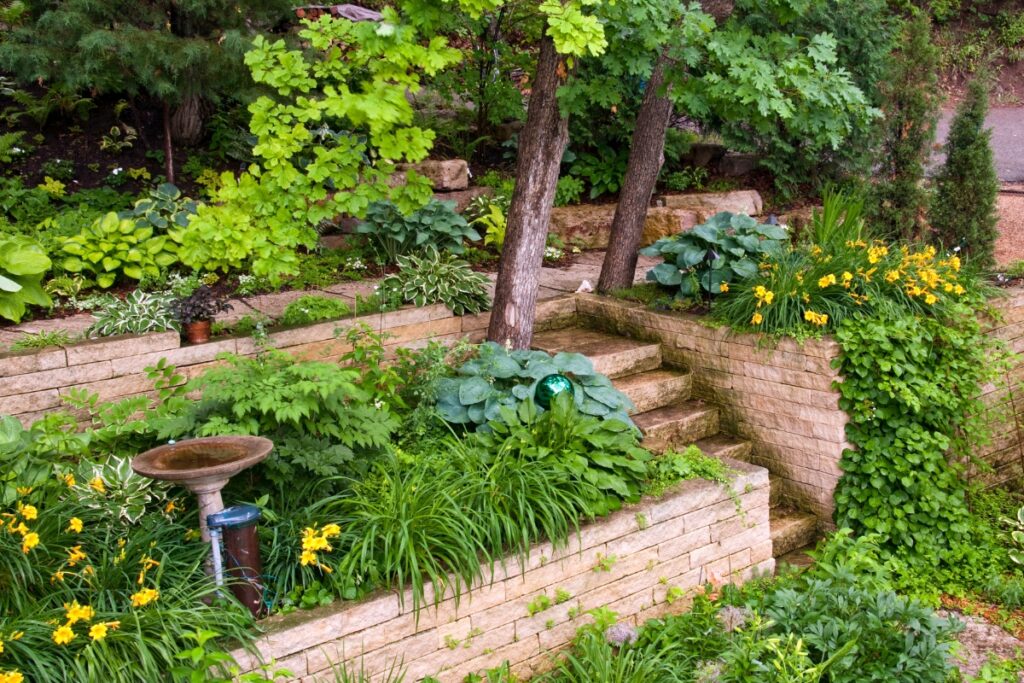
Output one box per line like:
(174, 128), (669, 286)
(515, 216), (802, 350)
(132, 436), (273, 542)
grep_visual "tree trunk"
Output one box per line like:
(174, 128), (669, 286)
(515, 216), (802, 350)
(597, 0), (734, 293)
(597, 57), (673, 293)
(487, 36), (568, 348)
(170, 95), (205, 146)
(162, 101), (176, 185)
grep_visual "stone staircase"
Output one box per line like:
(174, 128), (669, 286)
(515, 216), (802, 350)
(532, 327), (818, 564)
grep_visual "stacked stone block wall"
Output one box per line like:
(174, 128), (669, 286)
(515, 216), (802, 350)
(0, 297), (578, 425)
(231, 459), (772, 682)
(577, 295), (845, 526)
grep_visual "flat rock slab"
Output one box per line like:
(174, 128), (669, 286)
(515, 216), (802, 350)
(548, 204), (700, 250)
(14, 313), (95, 339)
(939, 610), (1024, 680)
(240, 290), (351, 318)
(659, 190), (764, 219)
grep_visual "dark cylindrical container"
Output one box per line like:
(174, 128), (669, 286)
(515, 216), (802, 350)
(207, 504), (265, 617)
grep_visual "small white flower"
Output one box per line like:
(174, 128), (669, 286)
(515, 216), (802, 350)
(373, 399), (384, 410)
(953, 245), (962, 253)
(111, 167), (123, 175)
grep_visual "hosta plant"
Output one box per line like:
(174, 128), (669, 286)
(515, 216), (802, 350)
(641, 212), (788, 298)
(379, 247), (491, 315)
(0, 234), (51, 322)
(357, 199), (480, 263)
(62, 211), (182, 288)
(123, 182), (197, 233)
(87, 291), (178, 337)
(433, 342), (635, 430)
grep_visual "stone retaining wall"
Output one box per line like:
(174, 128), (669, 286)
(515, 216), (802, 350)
(577, 295), (846, 526)
(0, 297), (578, 426)
(233, 459), (772, 682)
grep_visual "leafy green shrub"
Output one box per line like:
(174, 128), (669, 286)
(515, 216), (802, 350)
(470, 396), (650, 516)
(0, 130), (26, 164)
(645, 445), (732, 497)
(641, 212), (787, 299)
(570, 146), (629, 199)
(929, 77), (999, 269)
(473, 202), (507, 250)
(279, 295), (351, 327)
(833, 313), (1001, 556)
(554, 175), (585, 207)
(762, 568), (959, 681)
(87, 291), (178, 336)
(660, 166), (708, 193)
(433, 341), (635, 430)
(161, 352), (398, 491)
(0, 234), (52, 322)
(176, 16), (461, 282)
(378, 247), (491, 315)
(62, 211), (181, 288)
(356, 199), (480, 264)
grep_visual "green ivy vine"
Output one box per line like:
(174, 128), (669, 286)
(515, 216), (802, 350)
(832, 307), (1005, 557)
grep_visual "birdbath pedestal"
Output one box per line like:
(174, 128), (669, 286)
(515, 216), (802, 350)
(132, 436), (273, 543)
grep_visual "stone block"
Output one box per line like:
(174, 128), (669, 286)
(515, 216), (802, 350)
(0, 361), (113, 398)
(0, 388), (61, 415)
(397, 159), (469, 191)
(114, 338), (239, 377)
(434, 186), (492, 212)
(0, 347), (66, 378)
(63, 331), (180, 366)
(59, 373), (165, 403)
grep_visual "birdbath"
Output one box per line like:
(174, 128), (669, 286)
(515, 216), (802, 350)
(132, 436), (273, 543)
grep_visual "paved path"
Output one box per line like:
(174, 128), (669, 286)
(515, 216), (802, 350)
(935, 107), (1024, 182)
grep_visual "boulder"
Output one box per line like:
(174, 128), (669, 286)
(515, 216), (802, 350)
(659, 190), (763, 221)
(396, 159), (469, 190)
(548, 204), (700, 249)
(718, 152), (761, 177)
(434, 186), (492, 212)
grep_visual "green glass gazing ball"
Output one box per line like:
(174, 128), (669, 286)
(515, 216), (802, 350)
(535, 374), (574, 409)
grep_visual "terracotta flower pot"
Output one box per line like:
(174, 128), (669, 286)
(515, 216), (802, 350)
(185, 320), (212, 345)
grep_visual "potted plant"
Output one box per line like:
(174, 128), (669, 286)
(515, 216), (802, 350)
(170, 285), (232, 344)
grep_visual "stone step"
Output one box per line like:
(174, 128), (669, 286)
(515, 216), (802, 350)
(613, 369), (692, 414)
(634, 401), (720, 446)
(694, 434), (752, 462)
(775, 544), (817, 573)
(770, 507), (818, 559)
(531, 328), (662, 379)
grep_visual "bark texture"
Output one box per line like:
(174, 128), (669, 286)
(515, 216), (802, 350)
(597, 0), (734, 293)
(597, 57), (673, 293)
(487, 36), (569, 348)
(170, 95), (206, 146)
(162, 101), (176, 184)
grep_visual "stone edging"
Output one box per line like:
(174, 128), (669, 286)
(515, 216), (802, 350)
(231, 458), (772, 682)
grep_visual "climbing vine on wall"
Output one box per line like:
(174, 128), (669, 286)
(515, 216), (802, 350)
(832, 308), (1005, 557)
